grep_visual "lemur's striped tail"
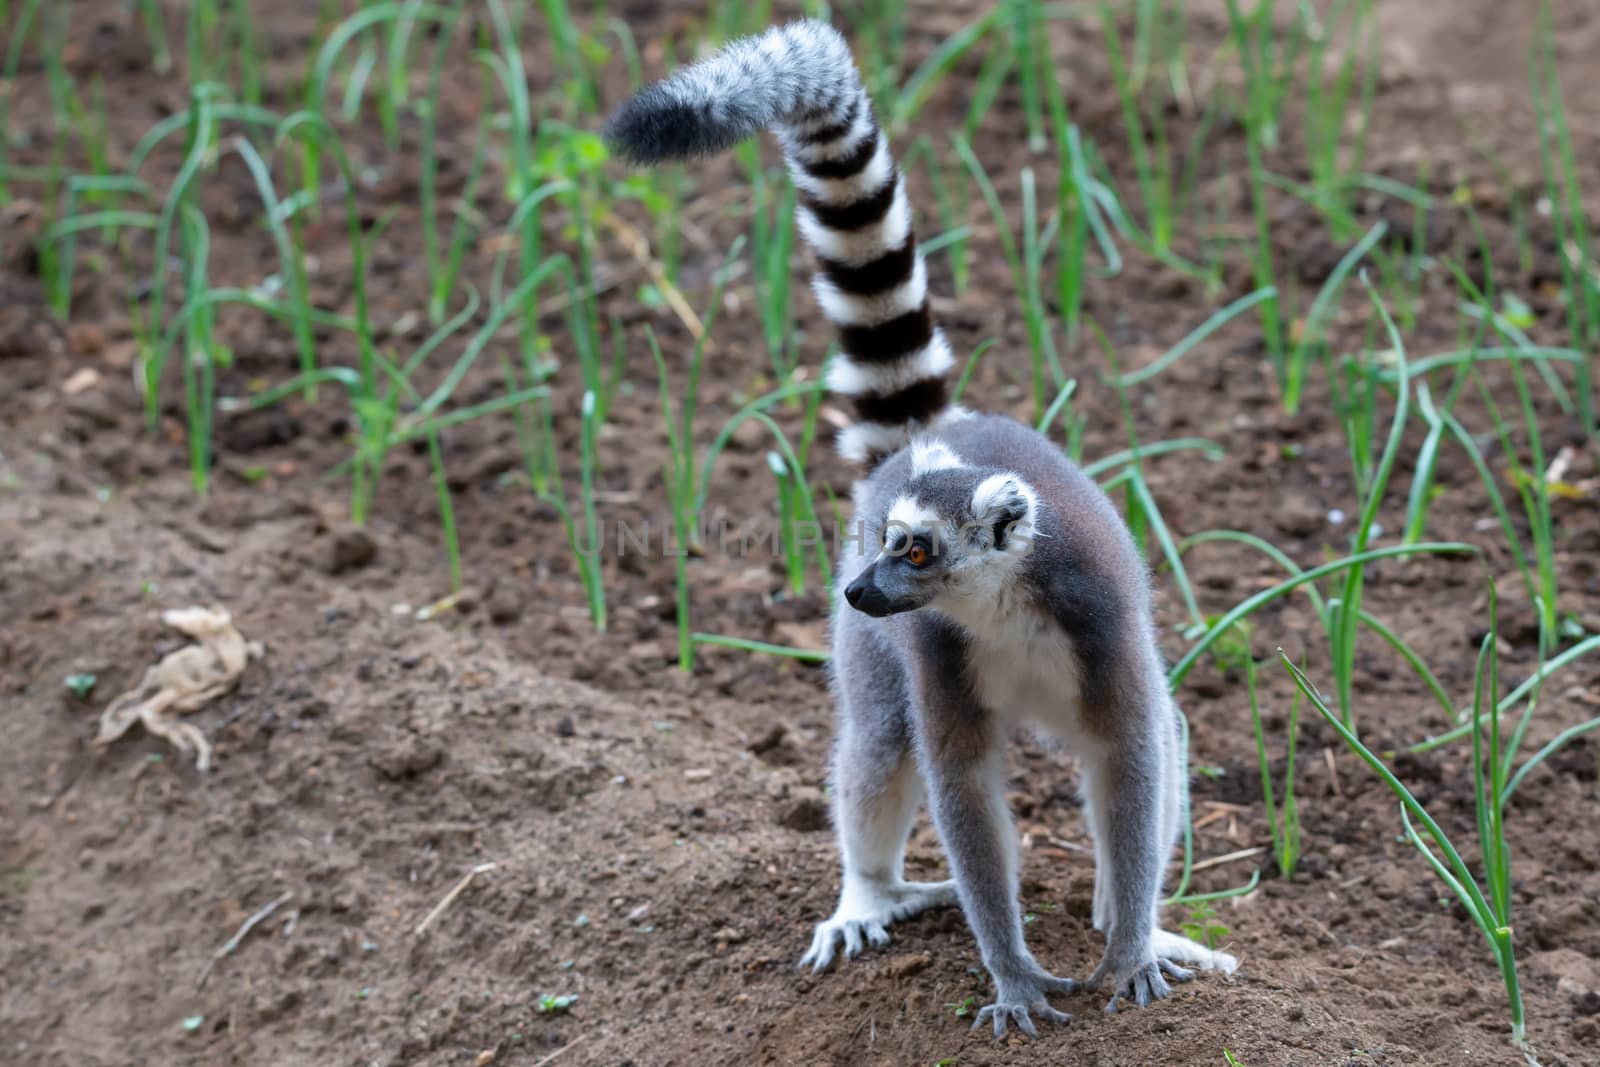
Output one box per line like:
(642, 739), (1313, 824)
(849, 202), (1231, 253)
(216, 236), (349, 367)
(605, 20), (954, 466)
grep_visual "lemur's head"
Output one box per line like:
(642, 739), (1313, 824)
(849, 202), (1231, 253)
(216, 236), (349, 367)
(845, 439), (1040, 618)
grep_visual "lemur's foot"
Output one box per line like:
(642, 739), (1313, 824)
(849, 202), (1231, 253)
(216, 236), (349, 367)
(971, 969), (1078, 1039)
(1087, 953), (1193, 1014)
(799, 879), (958, 971)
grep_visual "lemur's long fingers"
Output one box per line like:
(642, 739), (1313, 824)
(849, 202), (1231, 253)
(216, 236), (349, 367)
(971, 1005), (1003, 1038)
(799, 929), (836, 972)
(973, 998), (1070, 1040)
(1103, 964), (1175, 1013)
(972, 1004), (1032, 1040)
(1134, 967), (1173, 1007)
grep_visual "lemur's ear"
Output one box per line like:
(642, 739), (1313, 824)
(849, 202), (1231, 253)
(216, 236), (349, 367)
(970, 473), (1037, 550)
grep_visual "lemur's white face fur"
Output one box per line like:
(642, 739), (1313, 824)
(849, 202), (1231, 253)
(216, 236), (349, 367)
(843, 440), (1039, 618)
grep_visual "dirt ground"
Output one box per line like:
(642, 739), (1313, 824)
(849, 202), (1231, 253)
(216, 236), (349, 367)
(3, 1), (1600, 1065)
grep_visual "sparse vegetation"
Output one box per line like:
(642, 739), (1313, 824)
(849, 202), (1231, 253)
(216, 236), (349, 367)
(3, 0), (1597, 1063)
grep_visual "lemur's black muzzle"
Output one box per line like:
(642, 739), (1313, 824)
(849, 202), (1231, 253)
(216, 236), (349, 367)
(844, 567), (908, 617)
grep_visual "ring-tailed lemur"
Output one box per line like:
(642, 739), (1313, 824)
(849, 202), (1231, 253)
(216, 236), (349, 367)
(606, 19), (1237, 1038)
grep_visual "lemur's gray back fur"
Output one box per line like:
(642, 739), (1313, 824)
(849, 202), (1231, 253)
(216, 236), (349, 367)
(605, 20), (953, 465)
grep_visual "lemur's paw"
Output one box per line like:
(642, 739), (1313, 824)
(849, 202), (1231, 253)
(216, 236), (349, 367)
(1088, 955), (1190, 1013)
(970, 978), (1075, 1040)
(799, 880), (957, 972)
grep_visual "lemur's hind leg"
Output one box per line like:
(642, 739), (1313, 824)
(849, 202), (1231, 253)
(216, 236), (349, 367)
(1088, 700), (1182, 936)
(801, 652), (957, 971)
(1148, 699), (1240, 974)
(1085, 778), (1113, 934)
(1082, 692), (1237, 1012)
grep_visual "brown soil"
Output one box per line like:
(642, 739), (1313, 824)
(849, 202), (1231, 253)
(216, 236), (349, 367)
(4, 2), (1600, 1066)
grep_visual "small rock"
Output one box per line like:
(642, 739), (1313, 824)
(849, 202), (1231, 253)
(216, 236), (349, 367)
(629, 639), (666, 663)
(1529, 948), (1600, 997)
(748, 725), (786, 755)
(887, 952), (933, 979)
(102, 339), (139, 369)
(555, 716), (576, 738)
(1370, 865), (1415, 902)
(1486, 578), (1543, 645)
(67, 323), (106, 357)
(62, 366), (103, 395)
(370, 737), (444, 781)
(328, 525), (378, 574)
(1274, 493), (1324, 539)
(684, 768), (713, 781)
(778, 797), (831, 833)
(486, 588), (522, 625)
(474, 1051), (495, 1067)
(729, 417), (768, 453)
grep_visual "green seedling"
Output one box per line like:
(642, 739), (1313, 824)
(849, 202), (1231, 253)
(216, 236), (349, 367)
(1101, 1), (1177, 254)
(946, 995), (978, 1019)
(1093, 324), (1204, 634)
(1180, 900), (1229, 952)
(650, 240), (744, 668)
(536, 993), (577, 1015)
(1444, 263), (1566, 655)
(1222, 0), (1290, 380)
(301, 3), (457, 209)
(137, 0), (173, 73)
(1529, 6), (1597, 433)
(691, 634), (830, 663)
(1246, 656), (1300, 880)
(953, 138), (1062, 417)
(1283, 610), (1532, 1053)
(738, 142), (799, 381)
(1302, 0), (1379, 230)
(888, 8), (1002, 139)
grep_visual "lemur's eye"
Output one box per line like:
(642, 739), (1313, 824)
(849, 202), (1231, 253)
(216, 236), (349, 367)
(906, 544), (928, 566)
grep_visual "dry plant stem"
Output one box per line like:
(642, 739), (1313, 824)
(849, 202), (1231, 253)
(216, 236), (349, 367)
(1189, 847), (1267, 873)
(533, 1035), (589, 1067)
(196, 890), (293, 989)
(414, 862), (497, 936)
(607, 214), (703, 340)
(94, 606), (264, 772)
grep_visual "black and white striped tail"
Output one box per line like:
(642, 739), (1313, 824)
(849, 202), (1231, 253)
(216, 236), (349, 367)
(605, 20), (955, 467)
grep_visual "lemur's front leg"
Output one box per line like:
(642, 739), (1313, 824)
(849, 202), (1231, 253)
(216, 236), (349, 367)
(910, 623), (1075, 1039)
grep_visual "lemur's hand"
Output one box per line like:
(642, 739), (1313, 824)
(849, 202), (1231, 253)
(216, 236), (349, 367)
(1087, 949), (1193, 1013)
(971, 967), (1077, 1039)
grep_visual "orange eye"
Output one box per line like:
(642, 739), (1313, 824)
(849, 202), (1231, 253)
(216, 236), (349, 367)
(907, 544), (928, 566)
